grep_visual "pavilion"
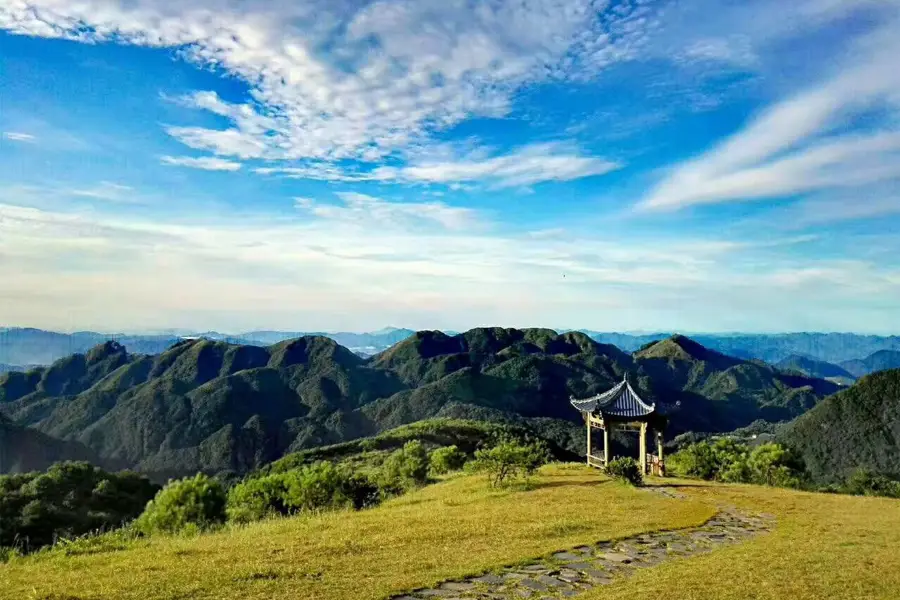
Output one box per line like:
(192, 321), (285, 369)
(570, 375), (667, 476)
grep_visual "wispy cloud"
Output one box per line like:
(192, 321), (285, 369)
(69, 182), (136, 203)
(2, 131), (36, 142)
(257, 142), (619, 188)
(639, 17), (900, 212)
(160, 155), (242, 171)
(297, 192), (476, 230)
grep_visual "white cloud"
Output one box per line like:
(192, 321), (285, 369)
(297, 192), (476, 230)
(0, 0), (649, 181)
(2, 201), (897, 333)
(69, 181), (136, 203)
(2, 131), (36, 142)
(639, 16), (900, 212)
(160, 155), (242, 171)
(374, 143), (621, 188)
(257, 142), (619, 187)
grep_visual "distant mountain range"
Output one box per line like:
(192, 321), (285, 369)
(4, 327), (900, 369)
(0, 329), (838, 479)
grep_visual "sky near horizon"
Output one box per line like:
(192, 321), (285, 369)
(1, 0), (899, 334)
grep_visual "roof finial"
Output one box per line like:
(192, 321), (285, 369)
(623, 372), (628, 383)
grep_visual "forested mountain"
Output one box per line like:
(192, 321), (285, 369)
(840, 350), (900, 378)
(775, 355), (856, 384)
(0, 329), (839, 480)
(0, 413), (102, 473)
(779, 369), (900, 483)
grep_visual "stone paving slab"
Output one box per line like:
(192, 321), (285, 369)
(388, 486), (775, 600)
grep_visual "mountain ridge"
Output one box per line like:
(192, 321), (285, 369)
(0, 329), (840, 479)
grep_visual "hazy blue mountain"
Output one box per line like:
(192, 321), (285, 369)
(775, 355), (856, 385)
(582, 331), (900, 364)
(840, 350), (900, 378)
(0, 364), (24, 374)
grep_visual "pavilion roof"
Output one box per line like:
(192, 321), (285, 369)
(570, 376), (656, 419)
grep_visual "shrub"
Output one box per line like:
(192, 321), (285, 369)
(667, 440), (804, 489)
(134, 474), (226, 535)
(747, 443), (804, 488)
(842, 468), (900, 498)
(283, 462), (378, 512)
(226, 472), (293, 523)
(429, 445), (467, 475)
(378, 440), (430, 493)
(469, 438), (550, 487)
(668, 442), (720, 480)
(226, 463), (378, 523)
(605, 457), (643, 486)
(0, 461), (158, 552)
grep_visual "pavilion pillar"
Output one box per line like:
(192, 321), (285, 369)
(586, 416), (591, 466)
(656, 430), (665, 476)
(638, 422), (647, 474)
(603, 424), (610, 466)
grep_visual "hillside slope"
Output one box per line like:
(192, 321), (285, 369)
(775, 354), (856, 384)
(779, 369), (900, 482)
(840, 350), (900, 378)
(0, 413), (102, 473)
(0, 330), (838, 478)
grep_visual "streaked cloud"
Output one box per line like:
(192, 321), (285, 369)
(297, 192), (477, 230)
(69, 181), (136, 203)
(160, 155), (242, 171)
(640, 17), (900, 212)
(2, 131), (36, 142)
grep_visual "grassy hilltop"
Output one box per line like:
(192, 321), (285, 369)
(2, 465), (899, 600)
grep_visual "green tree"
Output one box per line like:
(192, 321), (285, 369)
(469, 438), (550, 487)
(429, 445), (467, 475)
(134, 474), (226, 535)
(747, 443), (804, 488)
(0, 461), (157, 552)
(378, 440), (430, 493)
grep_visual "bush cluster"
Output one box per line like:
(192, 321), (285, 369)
(377, 440), (430, 494)
(226, 461), (378, 524)
(605, 457), (643, 486)
(668, 439), (805, 488)
(0, 461), (158, 552)
(469, 437), (550, 487)
(837, 468), (900, 498)
(134, 473), (227, 535)
(429, 445), (467, 475)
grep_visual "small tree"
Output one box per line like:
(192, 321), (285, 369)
(747, 443), (804, 488)
(378, 440), (430, 494)
(470, 438), (550, 487)
(605, 457), (643, 486)
(134, 474), (226, 535)
(429, 445), (467, 475)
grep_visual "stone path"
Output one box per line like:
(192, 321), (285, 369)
(390, 486), (775, 600)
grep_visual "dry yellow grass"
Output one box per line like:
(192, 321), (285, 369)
(0, 465), (713, 600)
(588, 479), (900, 600)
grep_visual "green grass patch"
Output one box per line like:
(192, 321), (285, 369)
(0, 465), (712, 600)
(588, 479), (900, 600)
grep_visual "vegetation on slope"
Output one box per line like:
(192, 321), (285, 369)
(0, 465), (714, 600)
(0, 462), (158, 552)
(0, 414), (102, 473)
(0, 330), (839, 479)
(778, 368), (900, 483)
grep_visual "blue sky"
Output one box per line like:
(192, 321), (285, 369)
(1, 0), (899, 334)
